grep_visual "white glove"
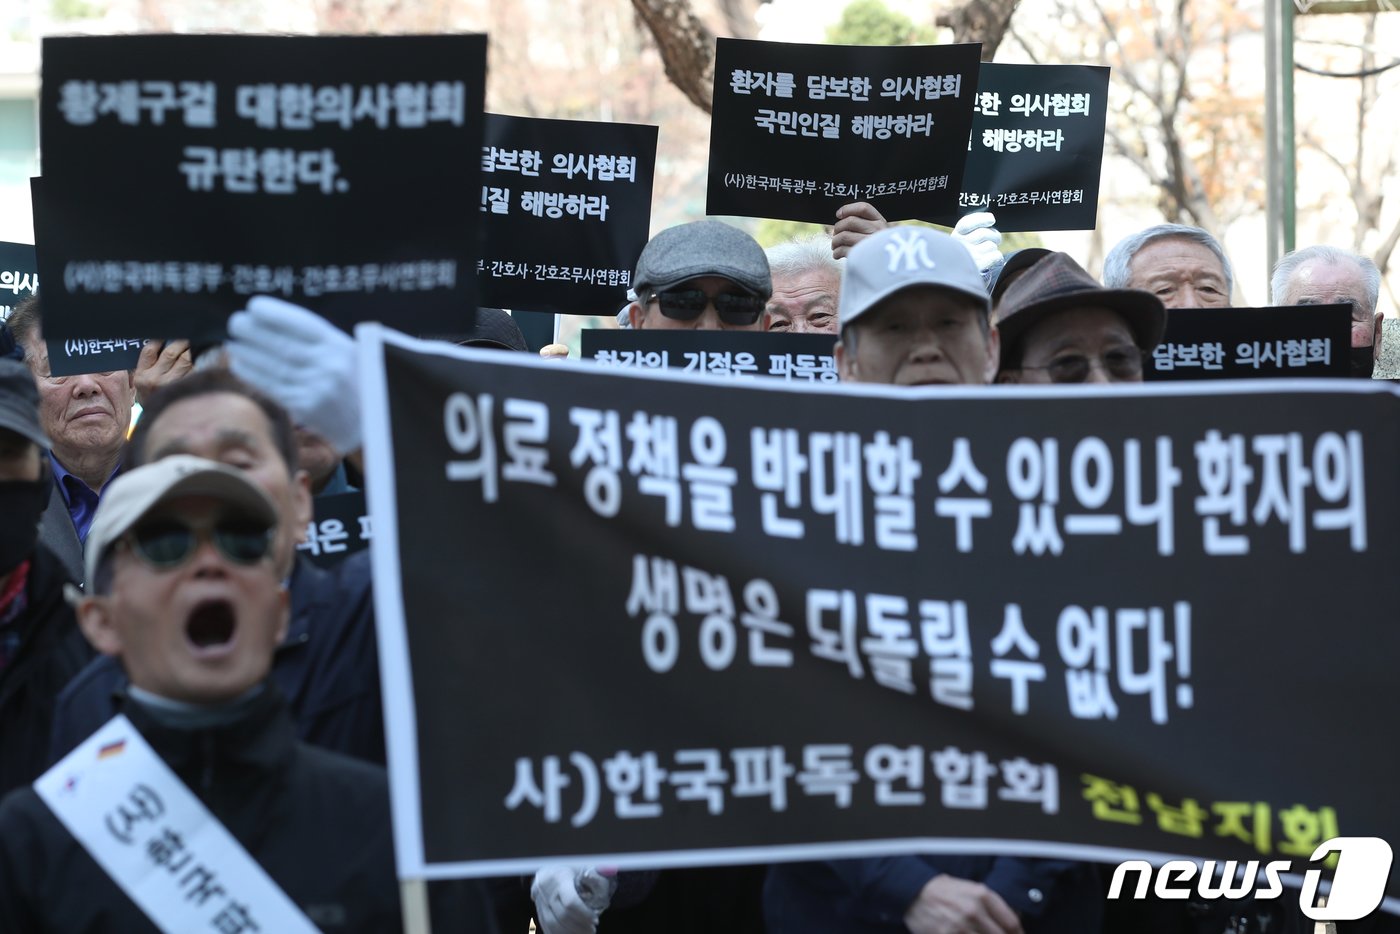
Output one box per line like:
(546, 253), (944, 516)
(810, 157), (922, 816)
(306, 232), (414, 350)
(953, 211), (1005, 275)
(226, 296), (362, 455)
(531, 866), (604, 934)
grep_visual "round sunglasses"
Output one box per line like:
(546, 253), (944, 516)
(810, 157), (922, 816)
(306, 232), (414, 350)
(121, 517), (275, 570)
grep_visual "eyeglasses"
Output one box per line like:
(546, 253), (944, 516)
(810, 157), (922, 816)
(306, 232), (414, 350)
(1017, 348), (1145, 383)
(122, 516), (275, 571)
(649, 289), (765, 326)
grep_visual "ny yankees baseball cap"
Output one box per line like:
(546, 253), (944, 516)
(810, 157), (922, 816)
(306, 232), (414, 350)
(839, 227), (990, 333)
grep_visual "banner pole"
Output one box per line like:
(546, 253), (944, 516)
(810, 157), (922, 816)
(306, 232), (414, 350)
(401, 878), (432, 934)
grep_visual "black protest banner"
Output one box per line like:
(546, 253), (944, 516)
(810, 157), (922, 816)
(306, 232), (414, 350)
(707, 39), (981, 224)
(0, 241), (38, 324)
(1146, 305), (1351, 381)
(30, 180), (147, 376)
(363, 325), (1400, 916)
(580, 329), (837, 383)
(37, 34), (486, 348)
(480, 115), (656, 317)
(295, 490), (370, 567)
(930, 63), (1110, 232)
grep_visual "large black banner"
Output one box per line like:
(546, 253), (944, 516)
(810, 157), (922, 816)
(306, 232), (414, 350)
(480, 114), (656, 317)
(1146, 305), (1351, 381)
(294, 490), (370, 567)
(580, 329), (837, 382)
(933, 63), (1110, 232)
(361, 328), (1399, 916)
(707, 38), (981, 224)
(37, 34), (486, 347)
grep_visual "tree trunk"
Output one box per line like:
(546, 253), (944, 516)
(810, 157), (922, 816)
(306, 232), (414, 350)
(629, 0), (717, 114)
(935, 0), (1024, 60)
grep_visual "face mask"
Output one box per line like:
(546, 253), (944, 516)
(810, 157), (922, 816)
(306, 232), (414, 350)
(0, 477), (49, 576)
(1350, 346), (1375, 379)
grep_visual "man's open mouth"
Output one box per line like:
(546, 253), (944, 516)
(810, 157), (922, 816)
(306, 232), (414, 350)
(186, 599), (237, 650)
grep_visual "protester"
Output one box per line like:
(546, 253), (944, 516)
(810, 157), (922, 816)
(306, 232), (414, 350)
(0, 358), (92, 796)
(765, 227), (1102, 933)
(50, 370), (385, 766)
(766, 210), (1009, 337)
(1271, 244), (1383, 377)
(626, 219), (771, 331)
(994, 252), (1165, 384)
(0, 455), (416, 931)
(834, 226), (1000, 386)
(7, 297), (138, 582)
(1101, 223), (1233, 308)
(764, 234), (843, 335)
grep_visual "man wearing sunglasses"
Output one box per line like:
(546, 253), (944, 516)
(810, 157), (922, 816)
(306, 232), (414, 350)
(51, 370), (385, 768)
(0, 455), (407, 931)
(626, 220), (771, 331)
(993, 252), (1165, 386)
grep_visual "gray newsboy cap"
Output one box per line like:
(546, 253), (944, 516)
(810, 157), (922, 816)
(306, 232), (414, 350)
(632, 220), (772, 299)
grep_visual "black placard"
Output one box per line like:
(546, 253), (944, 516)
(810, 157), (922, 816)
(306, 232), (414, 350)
(580, 329), (837, 382)
(0, 240), (38, 324)
(931, 63), (1110, 232)
(295, 490), (370, 567)
(480, 114), (656, 316)
(362, 326), (1400, 911)
(29, 180), (147, 376)
(37, 34), (486, 347)
(1145, 305), (1351, 381)
(707, 38), (981, 224)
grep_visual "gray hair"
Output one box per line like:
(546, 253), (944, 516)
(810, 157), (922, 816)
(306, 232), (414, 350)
(1102, 224), (1234, 296)
(1270, 244), (1380, 314)
(765, 234), (843, 283)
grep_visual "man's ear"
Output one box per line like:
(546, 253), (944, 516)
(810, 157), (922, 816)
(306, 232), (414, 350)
(835, 340), (856, 381)
(982, 323), (1002, 384)
(77, 597), (123, 658)
(291, 469), (313, 531)
(628, 302), (645, 330)
(1374, 311), (1384, 361)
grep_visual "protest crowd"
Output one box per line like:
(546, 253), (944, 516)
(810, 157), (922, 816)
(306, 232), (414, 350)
(0, 20), (1395, 934)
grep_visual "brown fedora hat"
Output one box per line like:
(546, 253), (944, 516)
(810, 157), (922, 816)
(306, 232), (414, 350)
(995, 251), (1166, 355)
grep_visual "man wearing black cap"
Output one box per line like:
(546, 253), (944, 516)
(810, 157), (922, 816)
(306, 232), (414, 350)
(0, 358), (92, 796)
(627, 220), (771, 332)
(993, 252), (1165, 385)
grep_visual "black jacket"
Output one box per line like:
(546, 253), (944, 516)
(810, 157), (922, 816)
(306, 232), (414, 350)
(0, 685), (404, 933)
(0, 544), (93, 797)
(49, 550), (385, 765)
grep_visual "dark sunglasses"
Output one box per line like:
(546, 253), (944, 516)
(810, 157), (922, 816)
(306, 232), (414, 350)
(1020, 348), (1145, 384)
(650, 288), (765, 326)
(123, 516), (275, 570)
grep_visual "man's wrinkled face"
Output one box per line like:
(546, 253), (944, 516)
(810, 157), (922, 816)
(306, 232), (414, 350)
(1127, 237), (1230, 308)
(836, 287), (998, 386)
(80, 494), (288, 704)
(1283, 259), (1375, 348)
(629, 276), (765, 331)
(141, 393), (311, 577)
(21, 331), (135, 470)
(1002, 307), (1144, 384)
(765, 268), (841, 335)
